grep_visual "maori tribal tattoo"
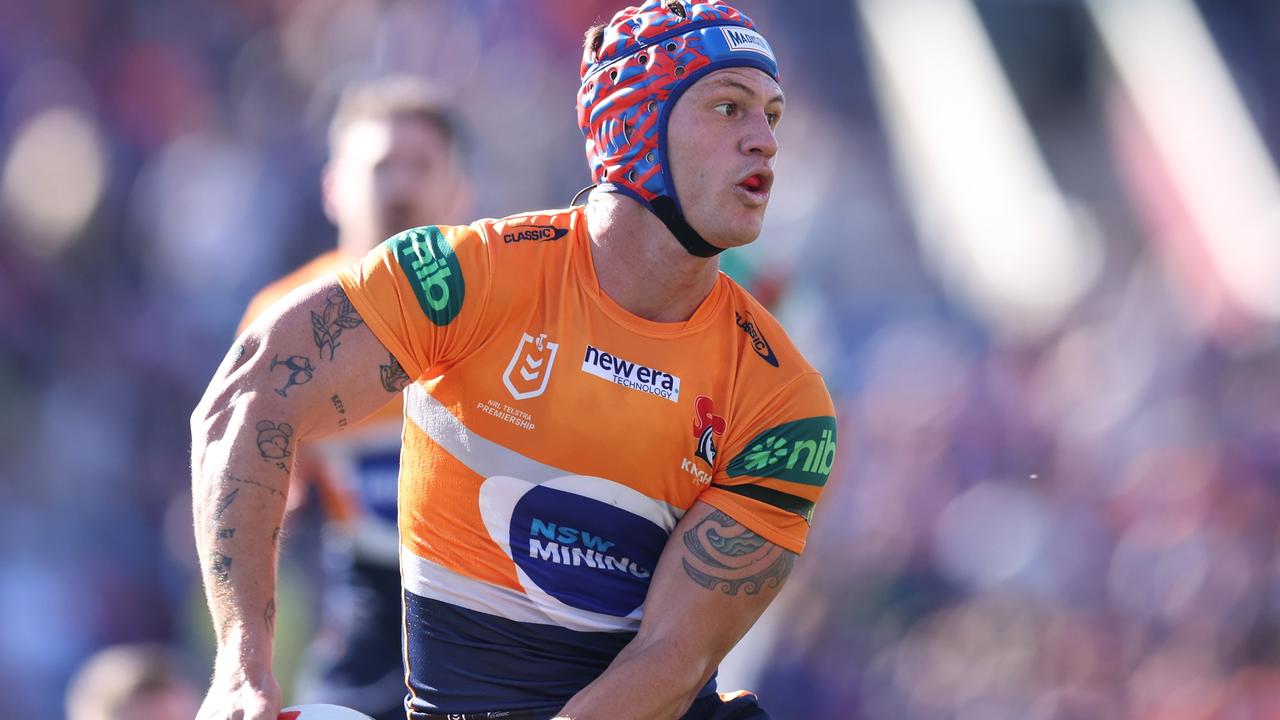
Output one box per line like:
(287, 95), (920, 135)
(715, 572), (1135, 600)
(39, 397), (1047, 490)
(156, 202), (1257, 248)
(380, 353), (410, 393)
(270, 354), (315, 397)
(217, 528), (236, 539)
(265, 598), (276, 631)
(311, 288), (363, 361)
(681, 510), (795, 596)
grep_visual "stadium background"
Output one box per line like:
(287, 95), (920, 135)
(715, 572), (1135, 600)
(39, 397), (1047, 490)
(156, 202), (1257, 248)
(3, 0), (1280, 718)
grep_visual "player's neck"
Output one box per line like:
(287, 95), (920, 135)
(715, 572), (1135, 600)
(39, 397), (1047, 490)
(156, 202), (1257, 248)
(584, 192), (720, 324)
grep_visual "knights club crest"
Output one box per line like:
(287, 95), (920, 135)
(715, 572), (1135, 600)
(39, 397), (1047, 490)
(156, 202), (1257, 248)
(692, 395), (726, 467)
(503, 332), (559, 400)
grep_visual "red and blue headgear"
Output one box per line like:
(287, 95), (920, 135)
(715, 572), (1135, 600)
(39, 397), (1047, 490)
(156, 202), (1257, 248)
(577, 1), (780, 257)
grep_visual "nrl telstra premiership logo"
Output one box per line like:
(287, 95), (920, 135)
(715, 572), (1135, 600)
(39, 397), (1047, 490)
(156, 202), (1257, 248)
(503, 332), (559, 401)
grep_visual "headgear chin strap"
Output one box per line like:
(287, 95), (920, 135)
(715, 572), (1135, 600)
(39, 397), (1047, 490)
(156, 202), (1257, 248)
(577, 1), (780, 258)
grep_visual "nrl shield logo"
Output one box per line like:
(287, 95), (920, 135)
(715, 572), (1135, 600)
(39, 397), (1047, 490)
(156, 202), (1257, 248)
(503, 333), (559, 400)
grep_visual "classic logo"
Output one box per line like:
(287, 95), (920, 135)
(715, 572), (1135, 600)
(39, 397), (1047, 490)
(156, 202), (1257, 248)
(503, 333), (559, 400)
(389, 225), (464, 326)
(692, 395), (726, 467)
(503, 224), (569, 243)
(721, 27), (775, 61)
(726, 416), (837, 486)
(581, 345), (681, 402)
(735, 311), (778, 368)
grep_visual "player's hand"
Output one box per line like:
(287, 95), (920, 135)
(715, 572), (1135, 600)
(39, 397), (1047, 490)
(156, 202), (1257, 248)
(195, 662), (282, 720)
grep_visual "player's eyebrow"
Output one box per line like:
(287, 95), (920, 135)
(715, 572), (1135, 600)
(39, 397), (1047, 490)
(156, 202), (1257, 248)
(704, 77), (785, 106)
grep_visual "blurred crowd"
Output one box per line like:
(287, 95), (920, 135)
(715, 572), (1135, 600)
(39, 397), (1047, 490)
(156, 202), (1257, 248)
(2, 1), (1279, 719)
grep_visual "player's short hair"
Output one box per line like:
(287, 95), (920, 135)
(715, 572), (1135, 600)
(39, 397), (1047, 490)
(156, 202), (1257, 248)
(583, 23), (606, 59)
(65, 643), (193, 720)
(328, 76), (461, 157)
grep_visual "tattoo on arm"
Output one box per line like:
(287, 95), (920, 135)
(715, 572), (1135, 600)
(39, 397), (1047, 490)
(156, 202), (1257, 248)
(211, 552), (233, 582)
(229, 340), (257, 372)
(214, 489), (240, 521)
(265, 598), (276, 631)
(272, 527), (280, 545)
(217, 528), (236, 539)
(311, 288), (363, 361)
(255, 420), (293, 473)
(380, 353), (410, 393)
(681, 510), (795, 596)
(229, 474), (285, 498)
(331, 394), (348, 429)
(269, 354), (315, 397)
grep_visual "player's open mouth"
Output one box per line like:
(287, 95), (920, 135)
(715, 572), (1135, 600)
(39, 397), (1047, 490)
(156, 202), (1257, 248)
(735, 171), (773, 205)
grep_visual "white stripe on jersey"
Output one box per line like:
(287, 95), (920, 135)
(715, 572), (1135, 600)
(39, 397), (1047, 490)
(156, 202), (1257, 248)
(403, 383), (685, 525)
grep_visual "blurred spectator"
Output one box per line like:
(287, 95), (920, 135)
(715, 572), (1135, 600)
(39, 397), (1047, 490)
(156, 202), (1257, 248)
(64, 644), (199, 720)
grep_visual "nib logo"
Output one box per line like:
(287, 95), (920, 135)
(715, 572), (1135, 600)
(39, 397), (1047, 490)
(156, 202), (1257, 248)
(692, 395), (726, 467)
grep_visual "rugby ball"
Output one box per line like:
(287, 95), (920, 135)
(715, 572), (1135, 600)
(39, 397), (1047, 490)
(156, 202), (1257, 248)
(279, 704), (375, 720)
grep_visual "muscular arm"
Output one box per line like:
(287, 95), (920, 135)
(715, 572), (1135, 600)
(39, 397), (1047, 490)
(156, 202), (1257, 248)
(191, 278), (406, 718)
(554, 501), (796, 719)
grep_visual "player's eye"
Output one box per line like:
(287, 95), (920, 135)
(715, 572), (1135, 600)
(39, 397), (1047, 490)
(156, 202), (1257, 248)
(766, 111), (781, 128)
(713, 102), (737, 118)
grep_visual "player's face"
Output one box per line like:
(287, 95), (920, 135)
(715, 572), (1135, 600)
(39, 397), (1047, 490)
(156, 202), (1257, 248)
(666, 67), (783, 250)
(327, 115), (466, 250)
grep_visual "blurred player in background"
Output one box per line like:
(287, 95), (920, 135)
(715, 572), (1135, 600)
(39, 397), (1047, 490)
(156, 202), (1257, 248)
(237, 76), (472, 720)
(65, 643), (199, 720)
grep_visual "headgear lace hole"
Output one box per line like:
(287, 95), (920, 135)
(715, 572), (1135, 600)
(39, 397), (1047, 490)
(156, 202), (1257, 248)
(638, 54), (648, 64)
(674, 65), (685, 77)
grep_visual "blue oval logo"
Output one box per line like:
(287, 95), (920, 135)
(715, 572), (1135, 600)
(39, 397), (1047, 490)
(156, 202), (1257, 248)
(510, 486), (667, 616)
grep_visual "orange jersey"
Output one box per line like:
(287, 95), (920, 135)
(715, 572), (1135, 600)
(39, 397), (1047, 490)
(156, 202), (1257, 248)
(337, 205), (836, 715)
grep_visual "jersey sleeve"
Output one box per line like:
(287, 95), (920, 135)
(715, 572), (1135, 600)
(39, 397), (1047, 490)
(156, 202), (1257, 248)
(336, 224), (492, 380)
(699, 372), (837, 555)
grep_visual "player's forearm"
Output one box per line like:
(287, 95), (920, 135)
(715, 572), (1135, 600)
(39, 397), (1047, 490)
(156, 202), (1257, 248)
(554, 636), (714, 720)
(192, 385), (292, 676)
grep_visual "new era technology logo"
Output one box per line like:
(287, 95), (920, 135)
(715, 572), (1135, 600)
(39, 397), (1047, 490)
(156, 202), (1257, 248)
(503, 333), (559, 400)
(581, 345), (681, 402)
